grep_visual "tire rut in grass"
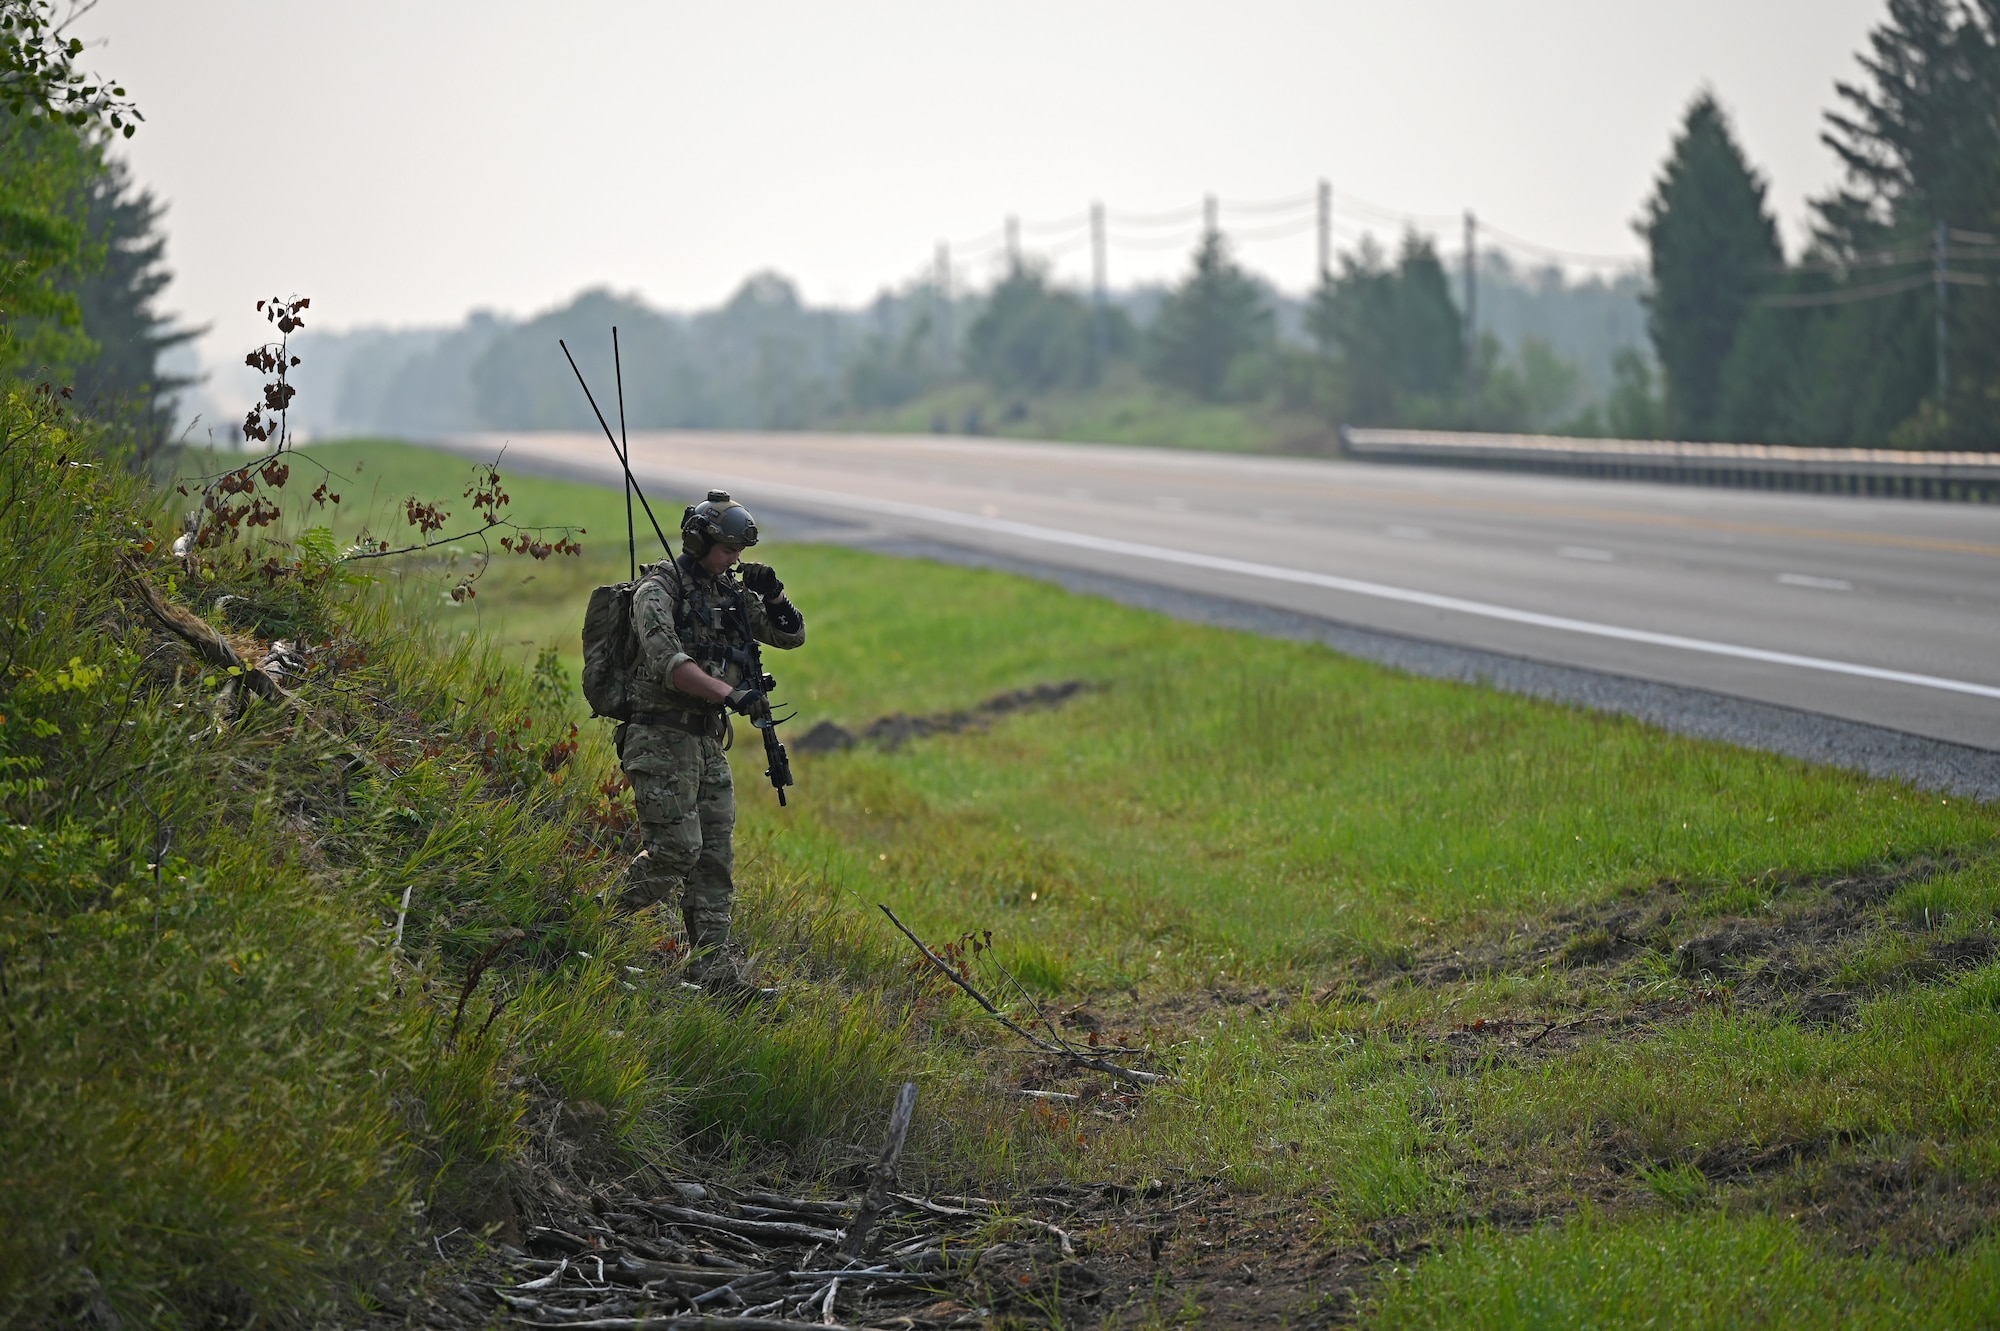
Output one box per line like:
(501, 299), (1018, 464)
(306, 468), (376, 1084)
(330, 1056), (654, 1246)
(794, 680), (1093, 754)
(1389, 854), (1990, 1029)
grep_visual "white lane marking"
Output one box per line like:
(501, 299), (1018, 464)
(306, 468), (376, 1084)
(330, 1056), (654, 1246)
(1558, 545), (1616, 562)
(1779, 572), (1854, 592)
(650, 469), (2000, 703)
(1387, 524), (1432, 540)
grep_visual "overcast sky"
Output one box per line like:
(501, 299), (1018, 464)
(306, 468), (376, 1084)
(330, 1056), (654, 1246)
(76, 0), (1888, 373)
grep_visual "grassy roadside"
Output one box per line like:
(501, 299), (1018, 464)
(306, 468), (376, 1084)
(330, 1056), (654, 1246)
(273, 438), (2000, 1326)
(25, 428), (1997, 1324)
(831, 365), (1339, 455)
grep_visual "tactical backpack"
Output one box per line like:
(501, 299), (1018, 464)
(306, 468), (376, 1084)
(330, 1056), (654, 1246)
(581, 571), (662, 721)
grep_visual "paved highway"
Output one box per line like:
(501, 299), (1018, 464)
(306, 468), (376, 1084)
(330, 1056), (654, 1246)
(442, 430), (2000, 752)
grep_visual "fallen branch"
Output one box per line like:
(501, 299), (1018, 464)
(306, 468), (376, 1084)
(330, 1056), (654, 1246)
(1523, 1015), (1596, 1048)
(738, 1193), (858, 1220)
(641, 1203), (845, 1247)
(521, 1317), (867, 1331)
(449, 928), (524, 1044)
(878, 905), (1168, 1086)
(1001, 1215), (1076, 1257)
(122, 557), (288, 704)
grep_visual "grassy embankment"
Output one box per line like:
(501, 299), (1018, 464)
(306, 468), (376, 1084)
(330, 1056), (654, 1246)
(13, 423), (2000, 1327)
(317, 437), (2000, 1326)
(833, 365), (1338, 456)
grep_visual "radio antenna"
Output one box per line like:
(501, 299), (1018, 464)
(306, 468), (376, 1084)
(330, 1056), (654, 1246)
(558, 337), (672, 556)
(613, 326), (636, 581)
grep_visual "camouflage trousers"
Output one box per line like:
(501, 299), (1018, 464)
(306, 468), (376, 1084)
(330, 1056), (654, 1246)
(617, 721), (736, 954)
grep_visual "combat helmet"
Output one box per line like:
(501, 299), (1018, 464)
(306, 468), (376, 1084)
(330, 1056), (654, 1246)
(680, 489), (760, 558)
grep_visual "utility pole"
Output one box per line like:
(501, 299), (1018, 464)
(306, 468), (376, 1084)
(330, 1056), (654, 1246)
(1935, 218), (1949, 402)
(1091, 200), (1107, 366)
(935, 242), (952, 369)
(1005, 215), (1020, 274)
(1317, 179), (1332, 284)
(1204, 193), (1219, 241)
(1463, 209), (1479, 383)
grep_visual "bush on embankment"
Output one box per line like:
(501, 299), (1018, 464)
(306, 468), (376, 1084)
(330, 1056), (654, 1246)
(0, 388), (919, 1326)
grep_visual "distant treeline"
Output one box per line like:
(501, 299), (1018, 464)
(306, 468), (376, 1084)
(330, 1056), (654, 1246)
(1641, 3), (2000, 449)
(291, 257), (1645, 442)
(8, 1), (1988, 454)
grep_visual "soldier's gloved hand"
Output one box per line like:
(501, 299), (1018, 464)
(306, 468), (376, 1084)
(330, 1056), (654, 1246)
(725, 686), (772, 722)
(738, 562), (784, 602)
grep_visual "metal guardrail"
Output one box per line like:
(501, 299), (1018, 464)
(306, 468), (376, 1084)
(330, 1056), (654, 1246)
(1340, 427), (2000, 502)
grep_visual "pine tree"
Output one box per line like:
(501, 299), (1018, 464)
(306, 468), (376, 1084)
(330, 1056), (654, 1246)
(1639, 93), (1782, 440)
(1307, 232), (1462, 423)
(1812, 0), (2000, 444)
(72, 158), (197, 461)
(1144, 232), (1272, 400)
(964, 263), (1105, 394)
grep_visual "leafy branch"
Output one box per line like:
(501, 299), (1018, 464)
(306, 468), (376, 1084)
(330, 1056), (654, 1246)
(1, 0), (141, 137)
(174, 295), (584, 599)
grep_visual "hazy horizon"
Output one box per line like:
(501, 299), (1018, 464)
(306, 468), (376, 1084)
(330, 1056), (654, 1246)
(79, 0), (1887, 384)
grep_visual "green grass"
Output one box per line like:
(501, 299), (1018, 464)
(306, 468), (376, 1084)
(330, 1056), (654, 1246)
(1371, 1211), (2000, 1330)
(65, 433), (2000, 1324)
(835, 364), (1337, 454)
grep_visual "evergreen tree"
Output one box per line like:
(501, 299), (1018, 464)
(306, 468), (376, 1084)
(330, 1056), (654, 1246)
(1307, 232), (1462, 423)
(72, 158), (197, 460)
(0, 110), (97, 375)
(964, 263), (1112, 394)
(1810, 0), (2000, 444)
(1639, 93), (1783, 440)
(1144, 232), (1272, 400)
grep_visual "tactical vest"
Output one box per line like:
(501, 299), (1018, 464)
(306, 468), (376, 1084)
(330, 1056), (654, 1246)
(632, 557), (759, 710)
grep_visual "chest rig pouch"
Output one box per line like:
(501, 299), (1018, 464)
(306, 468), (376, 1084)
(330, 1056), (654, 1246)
(665, 557), (762, 693)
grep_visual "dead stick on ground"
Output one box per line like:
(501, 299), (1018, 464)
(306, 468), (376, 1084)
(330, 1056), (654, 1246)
(841, 1081), (918, 1259)
(122, 558), (289, 704)
(878, 905), (1168, 1086)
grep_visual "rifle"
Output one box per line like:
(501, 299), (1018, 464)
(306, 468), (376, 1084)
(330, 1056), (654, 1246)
(735, 601), (796, 807)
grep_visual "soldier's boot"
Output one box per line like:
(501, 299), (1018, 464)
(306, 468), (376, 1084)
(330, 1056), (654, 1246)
(681, 903), (773, 1003)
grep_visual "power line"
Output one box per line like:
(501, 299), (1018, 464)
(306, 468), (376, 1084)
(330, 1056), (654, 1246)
(1016, 212), (1091, 236)
(1218, 190), (1317, 216)
(948, 184), (1655, 287)
(1333, 188), (1464, 227)
(1103, 228), (1208, 251)
(1106, 202), (1206, 227)
(1758, 272), (1933, 308)
(1228, 216), (1320, 243)
(1474, 219), (1644, 269)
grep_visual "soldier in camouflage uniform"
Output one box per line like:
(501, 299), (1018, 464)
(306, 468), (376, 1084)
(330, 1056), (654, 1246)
(620, 490), (805, 990)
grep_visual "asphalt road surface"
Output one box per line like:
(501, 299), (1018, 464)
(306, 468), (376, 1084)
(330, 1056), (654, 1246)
(441, 430), (2000, 755)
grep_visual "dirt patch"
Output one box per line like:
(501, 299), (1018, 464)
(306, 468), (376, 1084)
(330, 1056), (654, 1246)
(968, 1181), (1412, 1329)
(1781, 1153), (2000, 1258)
(795, 680), (1093, 754)
(1381, 856), (1989, 1025)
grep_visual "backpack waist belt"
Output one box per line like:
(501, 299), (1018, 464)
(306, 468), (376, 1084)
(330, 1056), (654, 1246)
(627, 707), (729, 740)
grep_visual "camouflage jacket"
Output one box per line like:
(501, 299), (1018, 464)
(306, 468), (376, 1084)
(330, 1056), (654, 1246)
(630, 556), (805, 710)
